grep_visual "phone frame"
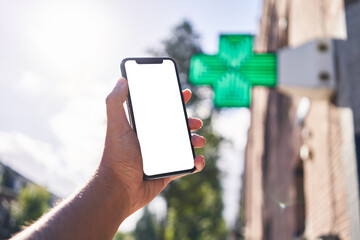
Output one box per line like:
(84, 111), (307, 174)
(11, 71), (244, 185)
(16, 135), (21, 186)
(120, 57), (196, 180)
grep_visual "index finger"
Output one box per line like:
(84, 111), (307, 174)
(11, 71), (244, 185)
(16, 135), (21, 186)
(182, 89), (191, 104)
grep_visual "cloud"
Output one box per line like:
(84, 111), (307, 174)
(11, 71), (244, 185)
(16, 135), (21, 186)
(0, 131), (76, 198)
(0, 68), (113, 198)
(49, 94), (107, 182)
(19, 72), (43, 95)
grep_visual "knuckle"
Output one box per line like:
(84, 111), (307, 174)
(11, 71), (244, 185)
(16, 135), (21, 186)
(106, 93), (114, 106)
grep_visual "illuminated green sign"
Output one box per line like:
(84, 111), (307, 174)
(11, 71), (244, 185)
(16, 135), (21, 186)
(189, 34), (277, 108)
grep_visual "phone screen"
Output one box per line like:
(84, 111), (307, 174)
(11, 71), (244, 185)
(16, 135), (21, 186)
(121, 58), (195, 179)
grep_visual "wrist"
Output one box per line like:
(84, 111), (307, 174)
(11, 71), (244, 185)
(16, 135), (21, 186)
(95, 165), (132, 222)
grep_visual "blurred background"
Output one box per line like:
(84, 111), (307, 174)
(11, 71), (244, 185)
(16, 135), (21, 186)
(1, 0), (360, 239)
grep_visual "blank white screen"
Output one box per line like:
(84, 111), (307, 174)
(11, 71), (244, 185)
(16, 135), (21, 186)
(125, 59), (195, 177)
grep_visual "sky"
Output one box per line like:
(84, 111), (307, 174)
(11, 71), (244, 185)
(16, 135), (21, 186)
(0, 0), (261, 231)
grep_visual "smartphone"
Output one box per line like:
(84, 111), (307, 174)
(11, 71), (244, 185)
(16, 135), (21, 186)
(120, 57), (196, 179)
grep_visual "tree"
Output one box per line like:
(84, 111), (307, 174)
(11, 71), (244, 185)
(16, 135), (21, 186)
(150, 20), (227, 240)
(149, 21), (202, 90)
(113, 232), (135, 240)
(11, 184), (51, 227)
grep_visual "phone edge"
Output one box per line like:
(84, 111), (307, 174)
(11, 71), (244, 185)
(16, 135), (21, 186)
(120, 57), (197, 180)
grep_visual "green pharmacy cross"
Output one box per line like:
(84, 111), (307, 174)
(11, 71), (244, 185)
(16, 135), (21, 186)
(189, 34), (277, 108)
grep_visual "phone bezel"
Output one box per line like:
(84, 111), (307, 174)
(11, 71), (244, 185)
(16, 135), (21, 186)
(120, 57), (196, 180)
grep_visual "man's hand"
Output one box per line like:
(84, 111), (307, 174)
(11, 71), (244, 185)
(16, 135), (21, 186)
(100, 77), (206, 216)
(11, 77), (205, 240)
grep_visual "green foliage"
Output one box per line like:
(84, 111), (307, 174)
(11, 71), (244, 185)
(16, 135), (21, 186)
(113, 232), (135, 240)
(149, 20), (202, 91)
(162, 117), (226, 240)
(11, 184), (51, 227)
(149, 20), (227, 240)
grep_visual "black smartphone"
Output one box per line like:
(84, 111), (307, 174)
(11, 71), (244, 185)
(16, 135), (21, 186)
(120, 57), (196, 180)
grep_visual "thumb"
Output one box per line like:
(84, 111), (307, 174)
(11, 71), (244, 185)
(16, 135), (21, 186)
(105, 78), (132, 136)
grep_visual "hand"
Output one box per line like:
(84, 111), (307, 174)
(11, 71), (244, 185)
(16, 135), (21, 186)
(100, 77), (206, 217)
(10, 77), (205, 240)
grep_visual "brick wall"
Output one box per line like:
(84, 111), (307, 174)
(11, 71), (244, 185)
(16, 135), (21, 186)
(303, 103), (351, 239)
(260, 90), (302, 240)
(244, 87), (268, 239)
(255, 0), (346, 52)
(244, 91), (353, 239)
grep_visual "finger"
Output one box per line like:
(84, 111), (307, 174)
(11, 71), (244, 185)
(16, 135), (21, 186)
(193, 155), (205, 172)
(105, 78), (132, 136)
(188, 118), (202, 131)
(182, 89), (192, 104)
(191, 134), (206, 148)
(144, 154), (204, 194)
(168, 155), (205, 181)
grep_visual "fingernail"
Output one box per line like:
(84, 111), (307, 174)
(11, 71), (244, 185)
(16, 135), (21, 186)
(116, 78), (126, 87)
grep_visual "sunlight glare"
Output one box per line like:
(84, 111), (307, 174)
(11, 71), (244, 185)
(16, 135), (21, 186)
(29, 3), (106, 71)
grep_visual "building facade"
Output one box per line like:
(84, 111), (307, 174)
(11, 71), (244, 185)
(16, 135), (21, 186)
(0, 161), (58, 238)
(243, 0), (360, 239)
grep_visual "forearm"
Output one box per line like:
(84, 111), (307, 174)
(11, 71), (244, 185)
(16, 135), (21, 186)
(11, 168), (130, 240)
(10, 77), (206, 240)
